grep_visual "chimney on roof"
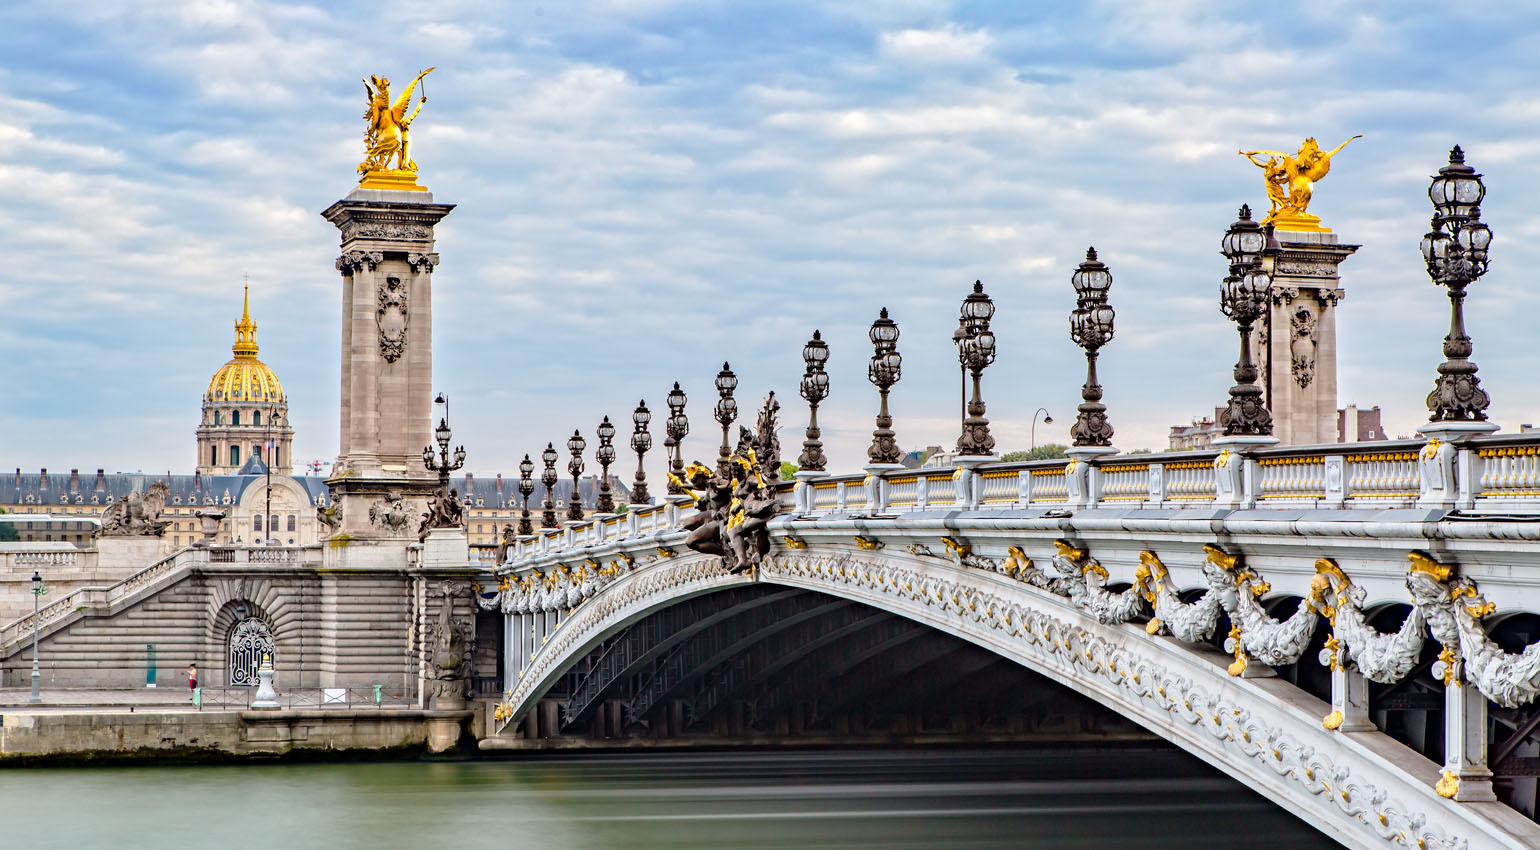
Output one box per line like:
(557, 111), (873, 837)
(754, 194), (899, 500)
(14, 468), (19, 487)
(194, 469), (201, 489)
(40, 468), (47, 489)
(69, 469), (79, 493)
(495, 473), (502, 493)
(465, 472), (473, 494)
(94, 469), (106, 490)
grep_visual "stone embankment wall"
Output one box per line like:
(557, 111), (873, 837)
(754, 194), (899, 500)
(0, 708), (474, 760)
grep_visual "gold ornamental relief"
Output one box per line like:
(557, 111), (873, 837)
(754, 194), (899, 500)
(1238, 135), (1361, 232)
(358, 67), (435, 191)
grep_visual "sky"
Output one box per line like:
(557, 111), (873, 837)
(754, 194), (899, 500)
(3, 0), (1540, 484)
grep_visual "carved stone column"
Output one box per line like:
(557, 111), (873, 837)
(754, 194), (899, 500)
(1262, 232), (1357, 446)
(320, 188), (454, 549)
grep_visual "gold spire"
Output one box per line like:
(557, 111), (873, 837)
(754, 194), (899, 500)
(233, 281), (259, 358)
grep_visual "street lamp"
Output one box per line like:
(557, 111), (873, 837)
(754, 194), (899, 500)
(798, 330), (830, 471)
(665, 382), (689, 494)
(631, 400), (652, 504)
(29, 570), (43, 704)
(1068, 248), (1117, 447)
(867, 308), (904, 464)
(714, 363), (738, 476)
(596, 416), (617, 513)
(422, 391), (466, 497)
(955, 281), (998, 456)
(1030, 408), (1054, 451)
(566, 429), (587, 521)
(540, 443), (559, 529)
(517, 454), (535, 535)
(1217, 205), (1278, 436)
(1421, 146), (1494, 422)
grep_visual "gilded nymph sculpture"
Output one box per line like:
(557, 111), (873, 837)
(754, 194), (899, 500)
(357, 67), (435, 190)
(1239, 135), (1361, 231)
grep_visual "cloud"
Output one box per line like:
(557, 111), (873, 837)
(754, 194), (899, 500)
(879, 24), (994, 63)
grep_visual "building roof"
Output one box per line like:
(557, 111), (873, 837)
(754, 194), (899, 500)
(206, 286), (284, 405)
(1, 469), (330, 509)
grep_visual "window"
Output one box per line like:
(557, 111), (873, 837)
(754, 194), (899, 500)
(213, 411), (221, 425)
(253, 411), (261, 426)
(286, 515), (296, 531)
(254, 515), (263, 531)
(269, 515), (278, 533)
(230, 445), (240, 466)
(211, 446), (218, 466)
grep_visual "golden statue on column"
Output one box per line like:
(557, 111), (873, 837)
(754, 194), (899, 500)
(1239, 135), (1362, 232)
(357, 67), (436, 191)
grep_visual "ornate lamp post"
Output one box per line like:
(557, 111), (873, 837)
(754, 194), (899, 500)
(540, 443), (559, 529)
(665, 382), (689, 495)
(1421, 146), (1493, 422)
(1217, 205), (1279, 436)
(595, 416), (617, 513)
(1068, 249), (1116, 446)
(955, 281), (997, 456)
(421, 392), (466, 494)
(630, 401), (652, 504)
(866, 308), (904, 464)
(566, 430), (587, 521)
(517, 454), (535, 535)
(714, 363), (738, 476)
(29, 570), (43, 703)
(798, 331), (830, 471)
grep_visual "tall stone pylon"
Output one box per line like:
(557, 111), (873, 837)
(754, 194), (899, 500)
(320, 186), (454, 551)
(1260, 230), (1357, 446)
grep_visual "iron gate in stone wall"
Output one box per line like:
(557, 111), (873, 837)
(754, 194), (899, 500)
(228, 617), (274, 686)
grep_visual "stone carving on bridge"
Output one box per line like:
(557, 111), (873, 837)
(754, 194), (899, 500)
(1141, 550), (1227, 644)
(671, 395), (783, 573)
(418, 487), (464, 538)
(426, 580), (472, 707)
(1407, 551), (1540, 710)
(368, 491), (413, 534)
(98, 481), (170, 537)
(377, 276), (410, 363)
(1307, 558), (1425, 684)
(316, 502), (342, 533)
(1290, 305), (1318, 388)
(1047, 540), (1149, 626)
(1206, 545), (1320, 676)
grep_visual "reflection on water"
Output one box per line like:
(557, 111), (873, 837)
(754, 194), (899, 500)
(0, 747), (1338, 850)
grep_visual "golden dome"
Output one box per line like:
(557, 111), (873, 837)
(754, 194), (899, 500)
(206, 286), (285, 404)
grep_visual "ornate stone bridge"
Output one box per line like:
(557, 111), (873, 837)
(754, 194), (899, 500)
(482, 436), (1540, 850)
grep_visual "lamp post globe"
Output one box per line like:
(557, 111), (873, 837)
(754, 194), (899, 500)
(1068, 248), (1117, 447)
(798, 330), (831, 472)
(713, 363), (738, 476)
(630, 400), (652, 504)
(1217, 207), (1277, 436)
(665, 383), (689, 495)
(540, 443), (559, 529)
(595, 416), (617, 514)
(29, 569), (42, 704)
(566, 429), (587, 521)
(517, 453), (536, 535)
(866, 308), (904, 464)
(955, 281), (998, 456)
(1422, 147), (1494, 422)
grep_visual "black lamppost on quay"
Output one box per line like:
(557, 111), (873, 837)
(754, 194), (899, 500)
(1218, 205), (1280, 436)
(955, 281), (997, 456)
(665, 383), (689, 495)
(1068, 249), (1117, 447)
(540, 443), (559, 529)
(29, 570), (43, 704)
(866, 308), (904, 464)
(1421, 146), (1494, 422)
(798, 330), (830, 471)
(517, 454), (535, 535)
(631, 401), (652, 504)
(596, 416), (617, 513)
(566, 430), (587, 522)
(714, 363), (738, 476)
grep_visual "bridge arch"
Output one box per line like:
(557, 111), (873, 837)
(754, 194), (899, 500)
(500, 545), (1525, 850)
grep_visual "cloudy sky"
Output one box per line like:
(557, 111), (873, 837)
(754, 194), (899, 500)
(3, 0), (1539, 483)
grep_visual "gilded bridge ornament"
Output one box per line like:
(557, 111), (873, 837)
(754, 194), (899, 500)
(1239, 135), (1361, 232)
(358, 67), (435, 191)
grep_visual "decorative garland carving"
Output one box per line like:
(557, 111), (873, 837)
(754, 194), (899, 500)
(1307, 558), (1425, 683)
(376, 276), (409, 363)
(1407, 551), (1540, 709)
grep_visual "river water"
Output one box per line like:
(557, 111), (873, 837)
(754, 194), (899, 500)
(0, 747), (1337, 849)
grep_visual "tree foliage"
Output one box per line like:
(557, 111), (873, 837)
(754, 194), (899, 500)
(1000, 444), (1069, 462)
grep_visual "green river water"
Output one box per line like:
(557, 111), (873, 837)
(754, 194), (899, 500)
(0, 747), (1338, 849)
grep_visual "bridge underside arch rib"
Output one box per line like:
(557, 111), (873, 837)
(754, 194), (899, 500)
(497, 548), (1540, 850)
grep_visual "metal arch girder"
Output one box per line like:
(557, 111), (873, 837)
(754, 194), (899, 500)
(561, 587), (799, 723)
(623, 596), (856, 725)
(821, 638), (979, 720)
(752, 620), (936, 722)
(683, 609), (903, 728)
